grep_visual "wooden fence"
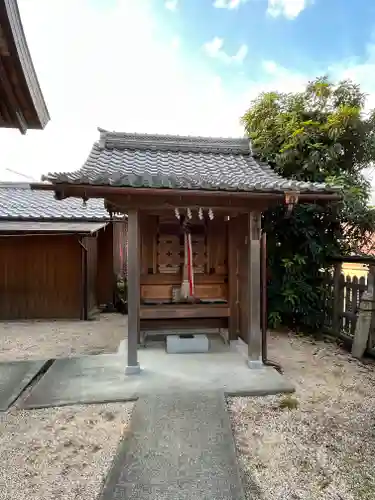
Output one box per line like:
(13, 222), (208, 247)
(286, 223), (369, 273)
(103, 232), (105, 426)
(324, 256), (375, 354)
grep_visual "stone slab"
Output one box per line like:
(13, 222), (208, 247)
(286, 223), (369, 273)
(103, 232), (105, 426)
(21, 346), (294, 409)
(21, 355), (140, 409)
(0, 359), (49, 411)
(99, 392), (245, 500)
(166, 334), (209, 353)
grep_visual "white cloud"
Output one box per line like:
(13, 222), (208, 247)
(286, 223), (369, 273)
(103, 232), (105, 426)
(214, 0), (309, 18)
(213, 0), (249, 9)
(254, 60), (308, 96)
(329, 43), (375, 112)
(165, 0), (178, 11)
(262, 60), (278, 74)
(267, 0), (310, 19)
(233, 44), (249, 62)
(203, 37), (248, 63)
(259, 49), (375, 112)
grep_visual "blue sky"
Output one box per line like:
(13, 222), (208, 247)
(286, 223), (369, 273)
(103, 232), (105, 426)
(159, 0), (375, 98)
(1, 0), (375, 188)
(162, 0), (375, 74)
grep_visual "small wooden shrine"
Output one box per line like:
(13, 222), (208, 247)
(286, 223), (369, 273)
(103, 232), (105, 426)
(138, 208), (231, 331)
(34, 129), (340, 373)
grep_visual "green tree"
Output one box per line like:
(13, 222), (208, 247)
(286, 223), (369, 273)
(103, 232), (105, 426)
(241, 77), (375, 331)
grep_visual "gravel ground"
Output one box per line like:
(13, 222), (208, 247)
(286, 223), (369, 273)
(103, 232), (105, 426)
(0, 401), (134, 500)
(0, 313), (127, 361)
(228, 332), (375, 500)
(0, 313), (132, 500)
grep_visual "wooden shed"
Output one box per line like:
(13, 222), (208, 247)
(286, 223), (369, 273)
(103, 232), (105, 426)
(0, 0), (49, 132)
(35, 130), (340, 371)
(0, 183), (126, 320)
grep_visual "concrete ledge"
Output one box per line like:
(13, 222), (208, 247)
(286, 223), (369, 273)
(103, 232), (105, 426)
(166, 334), (209, 354)
(20, 350), (295, 409)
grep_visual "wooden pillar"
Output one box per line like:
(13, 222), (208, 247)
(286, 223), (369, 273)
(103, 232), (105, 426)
(228, 216), (239, 341)
(125, 209), (141, 375)
(247, 212), (262, 368)
(80, 237), (88, 321)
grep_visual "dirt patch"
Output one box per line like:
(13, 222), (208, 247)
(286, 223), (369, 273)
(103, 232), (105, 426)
(0, 401), (134, 500)
(228, 332), (375, 500)
(0, 313), (127, 362)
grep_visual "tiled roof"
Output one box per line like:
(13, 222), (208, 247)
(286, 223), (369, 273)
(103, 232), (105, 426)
(42, 129), (338, 194)
(0, 183), (109, 220)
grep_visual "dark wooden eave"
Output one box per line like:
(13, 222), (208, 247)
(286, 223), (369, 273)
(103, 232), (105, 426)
(0, 0), (50, 133)
(30, 183), (342, 214)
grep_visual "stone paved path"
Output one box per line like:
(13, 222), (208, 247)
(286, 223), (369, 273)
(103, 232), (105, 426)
(0, 360), (48, 411)
(99, 391), (245, 500)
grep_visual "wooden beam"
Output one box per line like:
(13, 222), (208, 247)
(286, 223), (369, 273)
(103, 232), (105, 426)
(105, 195), (273, 211)
(107, 199), (261, 213)
(30, 182), (342, 203)
(140, 274), (226, 285)
(125, 208), (141, 374)
(140, 317), (227, 331)
(140, 304), (230, 320)
(247, 211), (262, 367)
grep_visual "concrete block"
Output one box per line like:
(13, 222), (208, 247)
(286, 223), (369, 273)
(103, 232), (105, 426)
(125, 363), (141, 375)
(247, 359), (264, 370)
(166, 334), (209, 354)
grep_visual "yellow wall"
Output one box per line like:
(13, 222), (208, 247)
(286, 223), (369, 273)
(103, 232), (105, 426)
(342, 262), (368, 279)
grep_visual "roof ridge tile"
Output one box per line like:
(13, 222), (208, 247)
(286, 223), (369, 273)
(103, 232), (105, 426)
(98, 128), (250, 154)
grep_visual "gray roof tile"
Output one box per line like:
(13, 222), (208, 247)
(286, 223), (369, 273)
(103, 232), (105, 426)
(42, 130), (338, 194)
(0, 183), (109, 220)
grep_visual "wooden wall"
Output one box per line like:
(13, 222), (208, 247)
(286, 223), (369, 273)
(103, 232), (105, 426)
(0, 224), (126, 320)
(0, 235), (82, 319)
